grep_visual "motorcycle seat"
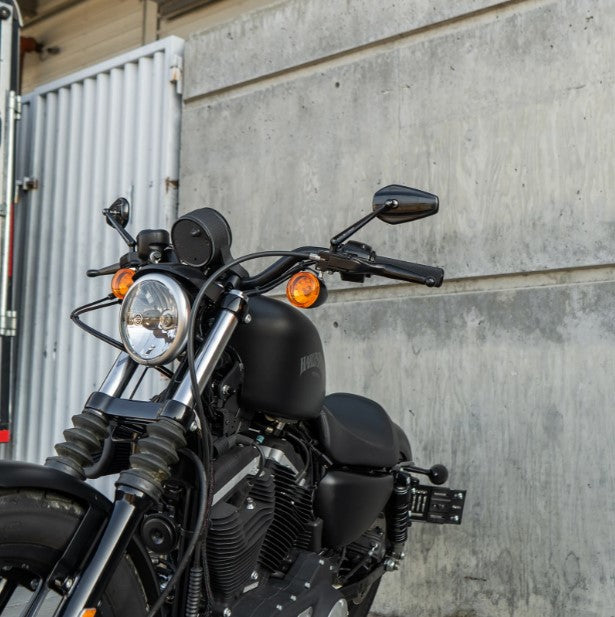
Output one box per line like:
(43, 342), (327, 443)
(316, 393), (409, 468)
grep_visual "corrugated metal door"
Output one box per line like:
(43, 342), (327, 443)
(1, 36), (184, 471)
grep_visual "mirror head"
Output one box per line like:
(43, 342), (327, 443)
(106, 197), (131, 229)
(373, 184), (439, 224)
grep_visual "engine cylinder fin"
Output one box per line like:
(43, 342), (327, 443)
(206, 472), (275, 601)
(258, 461), (314, 574)
(205, 456), (316, 603)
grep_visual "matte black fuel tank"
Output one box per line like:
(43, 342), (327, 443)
(230, 296), (325, 420)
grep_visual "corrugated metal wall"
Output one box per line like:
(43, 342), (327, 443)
(0, 37), (184, 480)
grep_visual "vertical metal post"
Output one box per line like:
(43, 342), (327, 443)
(0, 2), (19, 337)
(0, 2), (19, 445)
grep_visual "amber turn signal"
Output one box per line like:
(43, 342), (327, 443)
(286, 271), (325, 309)
(79, 609), (97, 617)
(111, 268), (135, 299)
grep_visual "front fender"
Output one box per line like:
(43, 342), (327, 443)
(0, 460), (111, 510)
(0, 461), (159, 603)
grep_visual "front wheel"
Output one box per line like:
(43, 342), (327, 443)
(0, 489), (148, 617)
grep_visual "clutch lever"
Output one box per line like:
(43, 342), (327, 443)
(86, 249), (146, 277)
(86, 263), (120, 277)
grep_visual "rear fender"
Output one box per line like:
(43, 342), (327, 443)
(393, 422), (412, 462)
(0, 461), (159, 603)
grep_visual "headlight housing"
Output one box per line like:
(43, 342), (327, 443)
(119, 273), (190, 366)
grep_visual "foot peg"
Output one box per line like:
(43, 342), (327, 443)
(395, 461), (449, 485)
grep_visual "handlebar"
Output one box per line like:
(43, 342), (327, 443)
(238, 246), (323, 290)
(238, 243), (444, 290)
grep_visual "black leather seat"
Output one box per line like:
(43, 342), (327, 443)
(316, 393), (411, 468)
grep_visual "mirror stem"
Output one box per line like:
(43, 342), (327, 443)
(103, 209), (137, 248)
(330, 199), (398, 251)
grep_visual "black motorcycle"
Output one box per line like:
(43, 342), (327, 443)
(0, 185), (465, 617)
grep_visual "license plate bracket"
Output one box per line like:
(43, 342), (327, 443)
(409, 485), (466, 524)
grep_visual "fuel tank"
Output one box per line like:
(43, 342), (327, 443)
(230, 296), (325, 420)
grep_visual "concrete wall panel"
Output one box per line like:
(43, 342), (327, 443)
(312, 276), (615, 616)
(185, 0), (504, 98)
(182, 0), (615, 281)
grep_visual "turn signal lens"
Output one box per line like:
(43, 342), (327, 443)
(111, 268), (135, 299)
(286, 271), (322, 309)
(80, 609), (97, 617)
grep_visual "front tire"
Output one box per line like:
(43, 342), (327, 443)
(0, 489), (148, 617)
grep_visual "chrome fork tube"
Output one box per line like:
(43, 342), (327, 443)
(171, 291), (246, 408)
(98, 352), (138, 396)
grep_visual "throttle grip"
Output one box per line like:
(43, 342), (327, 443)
(371, 255), (444, 287)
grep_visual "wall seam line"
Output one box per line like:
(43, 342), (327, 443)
(268, 263), (615, 305)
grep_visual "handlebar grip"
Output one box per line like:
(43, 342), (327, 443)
(371, 255), (444, 287)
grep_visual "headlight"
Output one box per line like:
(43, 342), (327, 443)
(119, 273), (190, 366)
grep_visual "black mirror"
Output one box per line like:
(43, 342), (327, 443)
(105, 197), (130, 229)
(373, 185), (439, 224)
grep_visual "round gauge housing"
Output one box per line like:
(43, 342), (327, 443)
(171, 208), (232, 268)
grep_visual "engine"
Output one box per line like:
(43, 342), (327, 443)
(207, 436), (315, 614)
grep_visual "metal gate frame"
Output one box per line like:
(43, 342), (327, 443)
(1, 36), (184, 469)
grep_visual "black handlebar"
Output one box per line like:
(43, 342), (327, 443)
(238, 244), (444, 290)
(89, 244), (443, 291)
(238, 246), (322, 290)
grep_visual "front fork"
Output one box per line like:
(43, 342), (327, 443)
(46, 290), (248, 617)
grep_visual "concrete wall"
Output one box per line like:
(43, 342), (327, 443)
(180, 1), (615, 615)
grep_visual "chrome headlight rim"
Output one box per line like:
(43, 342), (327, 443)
(119, 272), (191, 366)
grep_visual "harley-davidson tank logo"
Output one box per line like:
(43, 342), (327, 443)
(300, 352), (324, 376)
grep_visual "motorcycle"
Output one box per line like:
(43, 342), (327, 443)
(0, 184), (466, 617)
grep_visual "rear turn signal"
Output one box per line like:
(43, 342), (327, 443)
(111, 268), (135, 299)
(286, 271), (326, 308)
